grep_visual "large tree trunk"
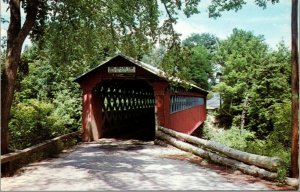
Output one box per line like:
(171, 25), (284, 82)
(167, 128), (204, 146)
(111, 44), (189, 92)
(156, 130), (278, 181)
(1, 0), (39, 154)
(1, 47), (22, 155)
(291, 0), (299, 178)
(158, 126), (282, 171)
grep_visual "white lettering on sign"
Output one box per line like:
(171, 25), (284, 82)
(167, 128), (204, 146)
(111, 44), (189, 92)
(108, 66), (136, 73)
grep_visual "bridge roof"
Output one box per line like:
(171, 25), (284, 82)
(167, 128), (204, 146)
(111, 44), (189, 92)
(74, 54), (208, 94)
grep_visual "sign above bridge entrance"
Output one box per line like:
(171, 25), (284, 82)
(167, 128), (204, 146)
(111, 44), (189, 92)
(108, 66), (136, 73)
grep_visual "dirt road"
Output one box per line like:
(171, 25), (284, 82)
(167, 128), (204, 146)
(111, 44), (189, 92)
(1, 139), (294, 191)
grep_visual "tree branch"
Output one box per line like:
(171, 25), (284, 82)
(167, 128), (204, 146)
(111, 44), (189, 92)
(7, 0), (21, 48)
(17, 0), (39, 43)
(162, 1), (178, 48)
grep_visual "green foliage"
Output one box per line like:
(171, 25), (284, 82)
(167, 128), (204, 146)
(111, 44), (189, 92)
(41, 0), (206, 94)
(204, 122), (290, 179)
(204, 125), (255, 150)
(245, 99), (292, 174)
(43, 0), (201, 70)
(160, 46), (193, 87)
(207, 29), (291, 179)
(271, 100), (292, 146)
(244, 137), (291, 180)
(245, 42), (291, 136)
(182, 33), (219, 53)
(15, 61), (54, 101)
(208, 0), (279, 18)
(143, 34), (216, 90)
(214, 29), (291, 137)
(0, 50), (6, 71)
(207, 92), (214, 100)
(52, 89), (82, 131)
(188, 46), (213, 89)
(142, 45), (167, 66)
(181, 33), (221, 89)
(9, 99), (69, 149)
(10, 46), (82, 150)
(204, 100), (292, 178)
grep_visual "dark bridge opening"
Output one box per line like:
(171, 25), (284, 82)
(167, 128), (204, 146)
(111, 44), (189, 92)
(94, 80), (155, 141)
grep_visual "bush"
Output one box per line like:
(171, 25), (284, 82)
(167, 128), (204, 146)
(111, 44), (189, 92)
(245, 100), (291, 177)
(51, 89), (81, 131)
(271, 100), (291, 147)
(245, 138), (290, 180)
(9, 99), (70, 150)
(204, 114), (255, 150)
(205, 126), (255, 150)
(204, 107), (291, 178)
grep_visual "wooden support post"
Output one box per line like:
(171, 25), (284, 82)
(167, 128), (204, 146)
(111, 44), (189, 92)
(82, 88), (100, 142)
(151, 82), (169, 127)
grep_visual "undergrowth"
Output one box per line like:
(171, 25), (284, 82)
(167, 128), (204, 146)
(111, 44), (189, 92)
(203, 111), (291, 180)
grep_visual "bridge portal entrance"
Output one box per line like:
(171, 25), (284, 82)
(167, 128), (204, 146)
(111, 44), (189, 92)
(75, 54), (208, 142)
(94, 80), (155, 140)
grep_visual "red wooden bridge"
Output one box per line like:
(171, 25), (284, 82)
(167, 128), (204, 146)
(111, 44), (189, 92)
(75, 54), (208, 142)
(2, 56), (296, 190)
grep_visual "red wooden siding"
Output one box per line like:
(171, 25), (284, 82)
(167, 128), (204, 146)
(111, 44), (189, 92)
(168, 105), (206, 134)
(75, 54), (208, 141)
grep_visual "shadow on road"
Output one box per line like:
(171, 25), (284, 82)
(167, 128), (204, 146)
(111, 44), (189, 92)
(1, 139), (296, 191)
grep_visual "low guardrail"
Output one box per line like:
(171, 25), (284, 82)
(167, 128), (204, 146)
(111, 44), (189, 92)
(1, 131), (81, 175)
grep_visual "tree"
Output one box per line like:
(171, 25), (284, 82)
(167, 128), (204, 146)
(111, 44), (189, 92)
(247, 42), (291, 136)
(182, 33), (219, 89)
(208, 0), (298, 178)
(290, 0), (299, 178)
(188, 46), (213, 89)
(142, 45), (167, 67)
(214, 29), (266, 126)
(182, 33), (219, 53)
(1, 0), (47, 154)
(214, 29), (291, 137)
(1, 0), (203, 154)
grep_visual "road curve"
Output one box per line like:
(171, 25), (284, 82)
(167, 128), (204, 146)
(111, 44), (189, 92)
(0, 139), (291, 191)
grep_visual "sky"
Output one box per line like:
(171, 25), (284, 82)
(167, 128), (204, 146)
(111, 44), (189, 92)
(171, 1), (291, 49)
(0, 1), (291, 50)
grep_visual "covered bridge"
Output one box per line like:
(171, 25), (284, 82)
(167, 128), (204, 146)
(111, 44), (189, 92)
(75, 54), (208, 142)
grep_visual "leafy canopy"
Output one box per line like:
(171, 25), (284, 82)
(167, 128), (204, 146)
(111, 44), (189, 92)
(214, 29), (291, 137)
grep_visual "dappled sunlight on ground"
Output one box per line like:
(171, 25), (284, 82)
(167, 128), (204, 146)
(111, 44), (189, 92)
(1, 138), (296, 191)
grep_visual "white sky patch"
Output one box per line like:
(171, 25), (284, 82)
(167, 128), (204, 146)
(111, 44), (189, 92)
(247, 16), (289, 23)
(174, 19), (208, 40)
(1, 3), (9, 30)
(1, 28), (6, 35)
(173, 0), (291, 49)
(1, 2), (31, 49)
(1, 2), (8, 50)
(1, 2), (27, 31)
(1, 2), (9, 17)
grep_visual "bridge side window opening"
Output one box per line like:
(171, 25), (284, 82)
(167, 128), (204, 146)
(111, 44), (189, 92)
(100, 87), (155, 112)
(170, 96), (204, 113)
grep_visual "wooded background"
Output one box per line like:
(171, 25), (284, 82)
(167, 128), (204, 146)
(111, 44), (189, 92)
(1, 0), (298, 178)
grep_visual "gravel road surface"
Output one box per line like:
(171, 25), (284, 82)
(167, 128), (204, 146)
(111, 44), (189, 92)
(1, 139), (294, 191)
